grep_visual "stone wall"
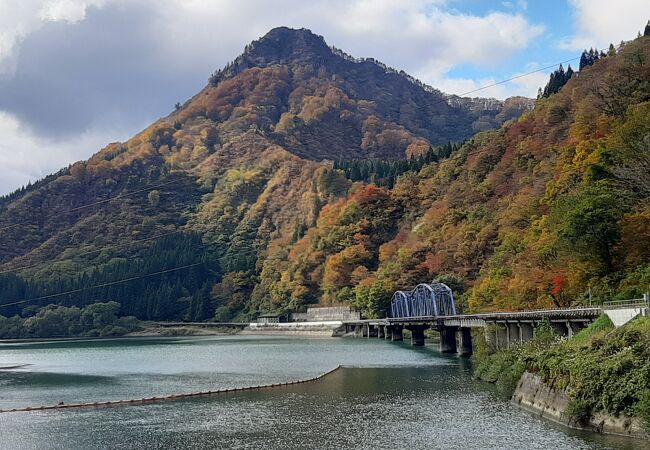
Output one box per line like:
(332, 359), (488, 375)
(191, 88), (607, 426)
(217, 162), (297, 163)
(512, 371), (648, 439)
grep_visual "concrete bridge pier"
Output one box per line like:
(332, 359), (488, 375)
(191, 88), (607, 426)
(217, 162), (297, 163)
(566, 321), (586, 338)
(378, 325), (385, 339)
(517, 322), (534, 344)
(354, 324), (363, 337)
(368, 325), (378, 338)
(507, 322), (520, 347)
(456, 328), (473, 356)
(494, 323), (509, 350)
(391, 325), (403, 341)
(439, 327), (458, 353)
(408, 326), (427, 346)
(384, 325), (391, 340)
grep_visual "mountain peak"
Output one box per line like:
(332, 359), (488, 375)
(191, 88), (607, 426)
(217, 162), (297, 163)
(209, 27), (332, 84)
(259, 26), (327, 46)
(246, 26), (331, 62)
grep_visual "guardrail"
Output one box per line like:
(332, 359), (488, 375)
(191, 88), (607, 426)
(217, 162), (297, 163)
(154, 322), (248, 327)
(602, 297), (649, 310)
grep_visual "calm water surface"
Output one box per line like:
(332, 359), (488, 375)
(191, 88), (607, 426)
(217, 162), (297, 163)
(0, 336), (645, 449)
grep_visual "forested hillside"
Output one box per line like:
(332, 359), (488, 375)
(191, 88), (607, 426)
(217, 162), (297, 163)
(249, 34), (650, 318)
(1, 27), (648, 324)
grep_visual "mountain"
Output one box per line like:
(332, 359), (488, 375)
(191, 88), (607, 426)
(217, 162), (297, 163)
(4, 28), (645, 326)
(254, 33), (650, 317)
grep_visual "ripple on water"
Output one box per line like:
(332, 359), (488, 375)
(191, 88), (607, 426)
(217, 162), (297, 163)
(0, 336), (645, 450)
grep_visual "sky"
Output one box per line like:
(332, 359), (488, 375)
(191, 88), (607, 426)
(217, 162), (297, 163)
(0, 0), (647, 195)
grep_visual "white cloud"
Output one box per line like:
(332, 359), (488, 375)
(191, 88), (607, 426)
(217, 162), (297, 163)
(427, 68), (549, 99)
(0, 0), (104, 75)
(148, 0), (544, 96)
(330, 5), (543, 70)
(502, 0), (527, 9)
(0, 0), (544, 84)
(0, 111), (134, 195)
(39, 0), (106, 23)
(561, 0), (648, 50)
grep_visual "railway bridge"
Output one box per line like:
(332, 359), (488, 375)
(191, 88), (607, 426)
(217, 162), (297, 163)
(342, 282), (603, 356)
(342, 307), (601, 356)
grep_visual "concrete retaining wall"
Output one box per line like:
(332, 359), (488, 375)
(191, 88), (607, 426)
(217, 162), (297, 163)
(512, 371), (648, 439)
(604, 307), (648, 327)
(244, 321), (345, 336)
(291, 306), (361, 322)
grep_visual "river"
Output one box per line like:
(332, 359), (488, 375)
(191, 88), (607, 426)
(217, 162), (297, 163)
(0, 336), (645, 449)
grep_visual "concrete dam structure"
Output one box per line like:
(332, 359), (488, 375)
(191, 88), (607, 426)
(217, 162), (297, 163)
(247, 305), (361, 335)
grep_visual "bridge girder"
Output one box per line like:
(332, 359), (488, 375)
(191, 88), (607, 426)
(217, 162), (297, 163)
(390, 283), (456, 318)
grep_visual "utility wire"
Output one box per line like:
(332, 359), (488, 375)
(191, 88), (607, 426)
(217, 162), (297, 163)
(430, 56), (583, 161)
(341, 55), (582, 166)
(0, 179), (198, 310)
(0, 229), (186, 275)
(449, 56), (581, 99)
(0, 262), (203, 309)
(68, 179), (180, 213)
(0, 178), (182, 233)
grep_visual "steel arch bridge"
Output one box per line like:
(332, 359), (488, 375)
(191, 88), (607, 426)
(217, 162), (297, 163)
(390, 283), (456, 318)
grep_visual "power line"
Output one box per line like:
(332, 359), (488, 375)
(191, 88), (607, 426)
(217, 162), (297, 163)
(342, 55), (582, 168)
(438, 56), (583, 160)
(0, 262), (204, 309)
(0, 229), (186, 276)
(450, 56), (581, 99)
(0, 178), (182, 233)
(68, 179), (180, 213)
(0, 179), (199, 311)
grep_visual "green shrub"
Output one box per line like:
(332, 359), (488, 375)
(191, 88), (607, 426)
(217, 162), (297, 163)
(99, 325), (129, 337)
(567, 399), (592, 425)
(473, 328), (527, 396)
(532, 318), (559, 346)
(636, 390), (650, 431)
(474, 315), (650, 422)
(570, 314), (614, 346)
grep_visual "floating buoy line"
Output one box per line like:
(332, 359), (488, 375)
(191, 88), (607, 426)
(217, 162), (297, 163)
(0, 366), (341, 413)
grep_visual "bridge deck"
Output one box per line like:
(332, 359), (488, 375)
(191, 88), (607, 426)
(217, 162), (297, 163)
(343, 307), (602, 327)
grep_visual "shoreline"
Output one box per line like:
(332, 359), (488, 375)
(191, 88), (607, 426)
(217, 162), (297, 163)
(512, 371), (649, 441)
(0, 325), (241, 344)
(0, 363), (31, 370)
(128, 325), (241, 337)
(0, 322), (353, 342)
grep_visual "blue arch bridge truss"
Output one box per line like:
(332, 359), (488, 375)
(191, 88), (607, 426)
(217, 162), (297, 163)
(390, 283), (456, 318)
